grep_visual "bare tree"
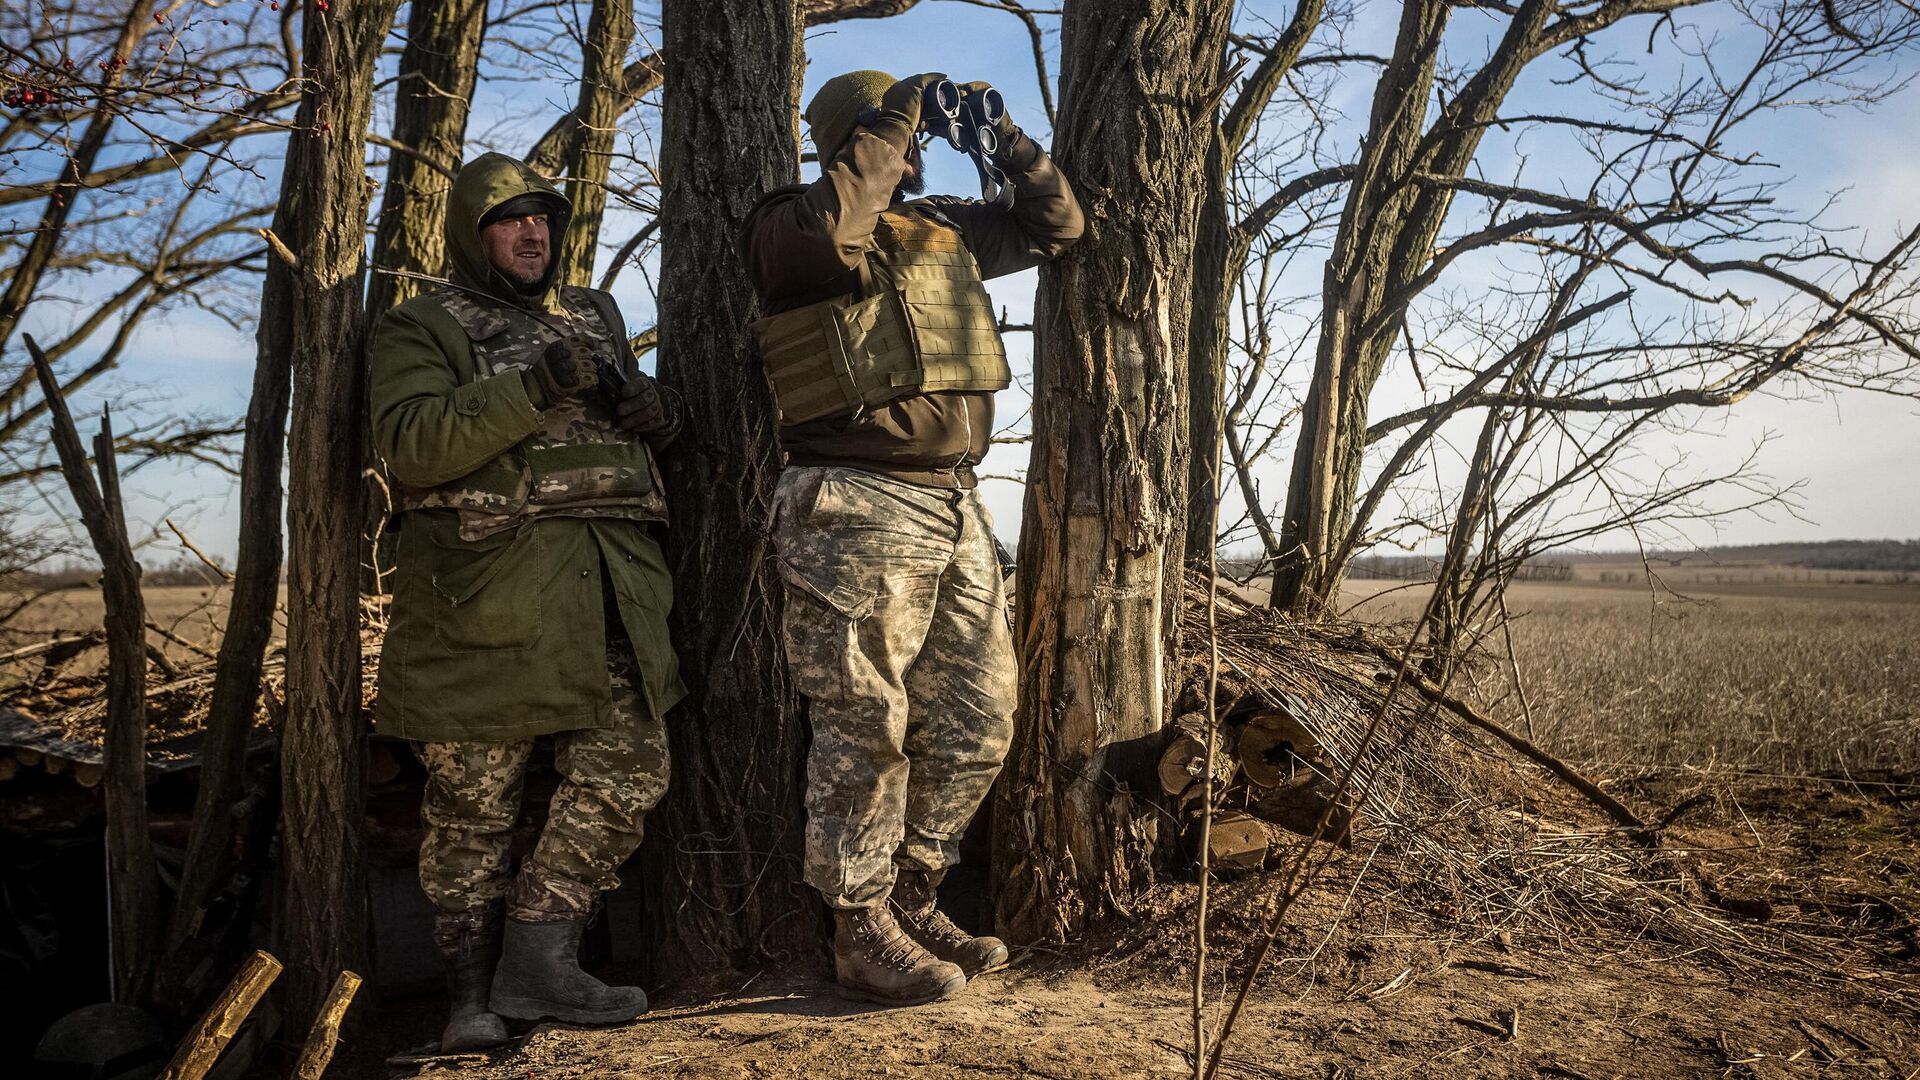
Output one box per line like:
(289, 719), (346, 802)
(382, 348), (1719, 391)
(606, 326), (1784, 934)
(993, 0), (1232, 945)
(1249, 0), (1920, 614)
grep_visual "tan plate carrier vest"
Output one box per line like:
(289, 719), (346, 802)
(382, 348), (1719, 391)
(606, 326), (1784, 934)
(749, 207), (1011, 425)
(392, 285), (668, 540)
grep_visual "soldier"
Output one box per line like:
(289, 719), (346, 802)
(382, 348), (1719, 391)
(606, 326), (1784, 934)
(368, 152), (686, 1050)
(738, 71), (1084, 1003)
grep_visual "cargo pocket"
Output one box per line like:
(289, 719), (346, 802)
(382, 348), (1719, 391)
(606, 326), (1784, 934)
(428, 522), (543, 653)
(775, 557), (875, 707)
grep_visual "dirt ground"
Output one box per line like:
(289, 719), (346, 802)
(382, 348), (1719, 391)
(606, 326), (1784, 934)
(304, 766), (1919, 1080)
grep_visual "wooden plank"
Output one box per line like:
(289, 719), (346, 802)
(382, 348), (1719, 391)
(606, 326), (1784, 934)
(158, 949), (282, 1080)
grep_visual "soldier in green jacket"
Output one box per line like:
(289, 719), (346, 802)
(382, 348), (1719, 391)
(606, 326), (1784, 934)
(368, 152), (687, 1050)
(739, 71), (1083, 1004)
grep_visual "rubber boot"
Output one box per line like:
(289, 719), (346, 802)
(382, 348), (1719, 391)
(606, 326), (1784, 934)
(439, 939), (510, 1052)
(891, 867), (1009, 977)
(831, 904), (967, 1005)
(489, 916), (648, 1025)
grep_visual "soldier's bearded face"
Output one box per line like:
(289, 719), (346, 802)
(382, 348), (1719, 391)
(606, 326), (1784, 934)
(896, 143), (926, 198)
(482, 214), (552, 288)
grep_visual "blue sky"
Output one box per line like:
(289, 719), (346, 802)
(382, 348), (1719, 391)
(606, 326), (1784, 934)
(15, 0), (1919, 566)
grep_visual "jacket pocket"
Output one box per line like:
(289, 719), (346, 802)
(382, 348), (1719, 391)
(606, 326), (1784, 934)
(427, 521), (543, 652)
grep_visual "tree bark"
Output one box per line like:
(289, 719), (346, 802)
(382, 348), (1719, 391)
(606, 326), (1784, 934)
(646, 0), (821, 982)
(272, 0), (400, 1030)
(366, 0), (489, 314)
(993, 0), (1231, 945)
(552, 0), (639, 286)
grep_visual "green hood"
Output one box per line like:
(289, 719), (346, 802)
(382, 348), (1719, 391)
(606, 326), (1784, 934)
(445, 152), (573, 306)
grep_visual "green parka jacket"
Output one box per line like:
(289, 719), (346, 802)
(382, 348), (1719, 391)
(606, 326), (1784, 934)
(368, 153), (687, 743)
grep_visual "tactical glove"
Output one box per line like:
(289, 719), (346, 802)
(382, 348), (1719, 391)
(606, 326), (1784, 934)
(955, 79), (1023, 160)
(523, 338), (599, 408)
(615, 373), (682, 439)
(956, 81), (1015, 141)
(879, 72), (947, 138)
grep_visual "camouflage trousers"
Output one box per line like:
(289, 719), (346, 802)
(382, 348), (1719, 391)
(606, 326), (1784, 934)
(416, 639), (669, 942)
(771, 465), (1017, 909)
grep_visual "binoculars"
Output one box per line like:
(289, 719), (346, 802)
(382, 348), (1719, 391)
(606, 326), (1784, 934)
(921, 80), (1014, 208)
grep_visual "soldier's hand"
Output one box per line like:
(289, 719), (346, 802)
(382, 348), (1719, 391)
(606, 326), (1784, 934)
(616, 373), (682, 438)
(524, 338), (598, 407)
(880, 72), (947, 136)
(958, 80), (1016, 146)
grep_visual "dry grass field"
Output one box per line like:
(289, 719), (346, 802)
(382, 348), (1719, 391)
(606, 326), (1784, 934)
(1338, 573), (1920, 778)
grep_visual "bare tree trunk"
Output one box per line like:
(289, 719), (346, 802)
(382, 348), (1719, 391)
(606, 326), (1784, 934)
(25, 337), (156, 1005)
(1183, 130), (1236, 567)
(552, 0), (639, 287)
(366, 0), (489, 314)
(1182, 1), (1324, 566)
(646, 0), (821, 982)
(272, 0), (400, 1029)
(993, 0), (1231, 945)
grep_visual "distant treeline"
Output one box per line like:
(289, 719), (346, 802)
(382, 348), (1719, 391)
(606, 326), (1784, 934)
(1219, 538), (1920, 581)
(8, 557), (228, 590)
(1558, 539), (1920, 572)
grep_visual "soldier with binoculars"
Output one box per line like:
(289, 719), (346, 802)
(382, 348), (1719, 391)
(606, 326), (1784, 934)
(739, 71), (1085, 1004)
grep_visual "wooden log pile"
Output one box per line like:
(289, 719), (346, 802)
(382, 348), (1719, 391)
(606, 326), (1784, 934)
(1160, 698), (1359, 874)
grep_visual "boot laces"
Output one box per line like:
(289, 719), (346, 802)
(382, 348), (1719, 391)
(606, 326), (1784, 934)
(850, 910), (936, 972)
(897, 902), (974, 951)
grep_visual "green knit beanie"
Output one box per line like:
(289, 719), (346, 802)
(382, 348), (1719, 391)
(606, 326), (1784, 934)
(806, 69), (897, 168)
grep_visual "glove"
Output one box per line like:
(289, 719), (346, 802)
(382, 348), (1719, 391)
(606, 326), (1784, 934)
(523, 338), (598, 408)
(878, 72), (947, 136)
(615, 373), (679, 437)
(956, 79), (1019, 156)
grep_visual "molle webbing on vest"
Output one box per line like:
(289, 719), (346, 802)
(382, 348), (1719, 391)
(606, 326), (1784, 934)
(390, 288), (668, 538)
(750, 209), (1011, 425)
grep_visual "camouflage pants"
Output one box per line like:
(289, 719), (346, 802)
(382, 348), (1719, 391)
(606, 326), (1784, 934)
(771, 465), (1017, 909)
(416, 641), (669, 938)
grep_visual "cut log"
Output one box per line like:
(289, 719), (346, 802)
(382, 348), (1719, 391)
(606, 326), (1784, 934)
(1205, 811), (1276, 870)
(158, 949), (281, 1080)
(0, 757), (16, 782)
(1236, 708), (1321, 789)
(1158, 711), (1233, 804)
(1251, 777), (1354, 848)
(291, 970), (363, 1080)
(71, 761), (104, 788)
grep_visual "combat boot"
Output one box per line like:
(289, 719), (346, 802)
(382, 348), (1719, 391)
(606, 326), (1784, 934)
(890, 867), (1009, 977)
(832, 904), (967, 1004)
(432, 909), (510, 1052)
(489, 915), (648, 1025)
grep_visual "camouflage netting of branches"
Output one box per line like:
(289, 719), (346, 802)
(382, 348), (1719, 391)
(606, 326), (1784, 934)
(1154, 582), (1919, 1015)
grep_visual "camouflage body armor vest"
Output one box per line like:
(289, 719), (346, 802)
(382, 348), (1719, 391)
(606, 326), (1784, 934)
(392, 285), (667, 540)
(749, 206), (1011, 425)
